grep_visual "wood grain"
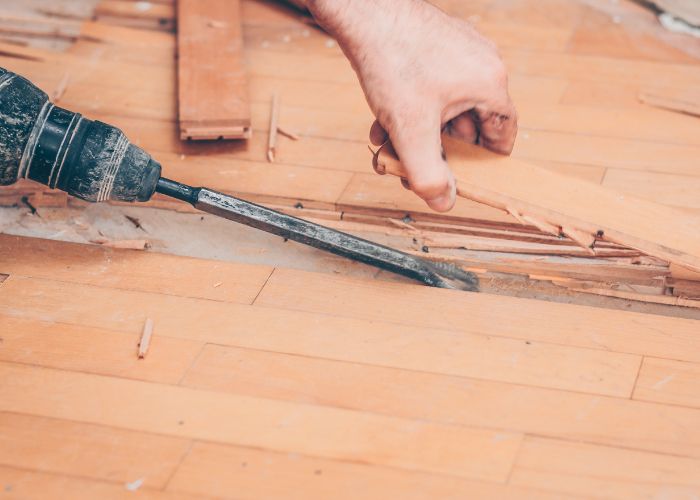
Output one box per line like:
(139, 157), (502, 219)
(168, 441), (561, 500)
(511, 437), (700, 499)
(0, 362), (523, 481)
(177, 0), (251, 140)
(375, 136), (700, 273)
(634, 357), (700, 409)
(0, 412), (189, 488)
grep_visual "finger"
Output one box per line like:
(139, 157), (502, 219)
(473, 98), (518, 155)
(369, 119), (389, 146)
(390, 120), (456, 212)
(446, 112), (479, 144)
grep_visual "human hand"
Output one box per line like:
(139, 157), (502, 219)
(306, 0), (518, 212)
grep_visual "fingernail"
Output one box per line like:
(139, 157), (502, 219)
(426, 180), (457, 212)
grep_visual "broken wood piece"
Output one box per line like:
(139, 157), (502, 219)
(177, 0), (251, 140)
(137, 318), (154, 359)
(268, 93), (279, 162)
(373, 135), (700, 273)
(561, 227), (597, 256)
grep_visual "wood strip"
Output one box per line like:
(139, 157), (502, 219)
(0, 316), (202, 385)
(4, 274), (700, 458)
(513, 129), (700, 177)
(0, 412), (190, 488)
(510, 437), (700, 499)
(634, 357), (700, 409)
(254, 268), (700, 363)
(0, 465), (188, 500)
(183, 337), (640, 399)
(177, 0), (251, 140)
(137, 318), (154, 359)
(337, 173), (517, 225)
(0, 234), (272, 303)
(0, 275), (641, 396)
(375, 136), (700, 273)
(177, 344), (700, 460)
(168, 441), (561, 500)
(603, 169), (700, 211)
(0, 362), (523, 482)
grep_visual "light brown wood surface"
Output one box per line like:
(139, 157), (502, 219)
(177, 0), (251, 140)
(1, 0), (700, 496)
(0, 234), (699, 498)
(374, 135), (700, 273)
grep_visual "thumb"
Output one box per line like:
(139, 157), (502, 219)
(390, 120), (456, 212)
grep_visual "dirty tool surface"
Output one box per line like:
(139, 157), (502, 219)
(156, 178), (480, 291)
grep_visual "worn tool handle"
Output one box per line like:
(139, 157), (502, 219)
(0, 67), (161, 202)
(371, 134), (474, 181)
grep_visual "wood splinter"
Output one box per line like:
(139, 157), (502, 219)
(267, 94), (301, 163)
(267, 92), (280, 162)
(138, 318), (154, 359)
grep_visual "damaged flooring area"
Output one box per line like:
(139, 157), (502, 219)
(0, 0), (700, 498)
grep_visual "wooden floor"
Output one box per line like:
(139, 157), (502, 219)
(1, 0), (700, 498)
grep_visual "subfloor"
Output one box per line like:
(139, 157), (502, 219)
(1, 0), (700, 498)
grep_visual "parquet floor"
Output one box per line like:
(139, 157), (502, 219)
(0, 0), (699, 498)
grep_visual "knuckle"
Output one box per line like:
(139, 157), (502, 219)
(488, 60), (508, 87)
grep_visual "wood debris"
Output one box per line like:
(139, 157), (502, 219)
(267, 92), (280, 162)
(178, 0), (251, 140)
(137, 318), (154, 359)
(91, 238), (151, 250)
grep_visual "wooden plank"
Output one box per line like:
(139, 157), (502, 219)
(254, 268), (700, 363)
(183, 340), (640, 401)
(634, 357), (700, 409)
(0, 316), (202, 385)
(337, 173), (517, 225)
(177, 344), (700, 459)
(0, 362), (523, 482)
(501, 48), (700, 88)
(0, 465), (188, 500)
(4, 274), (700, 458)
(567, 5), (698, 64)
(0, 234), (272, 303)
(375, 136), (700, 273)
(510, 437), (700, 499)
(513, 129), (700, 177)
(177, 0), (251, 140)
(603, 169), (700, 210)
(0, 268), (696, 367)
(155, 151), (354, 209)
(168, 441), (560, 500)
(0, 412), (189, 488)
(0, 275), (640, 396)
